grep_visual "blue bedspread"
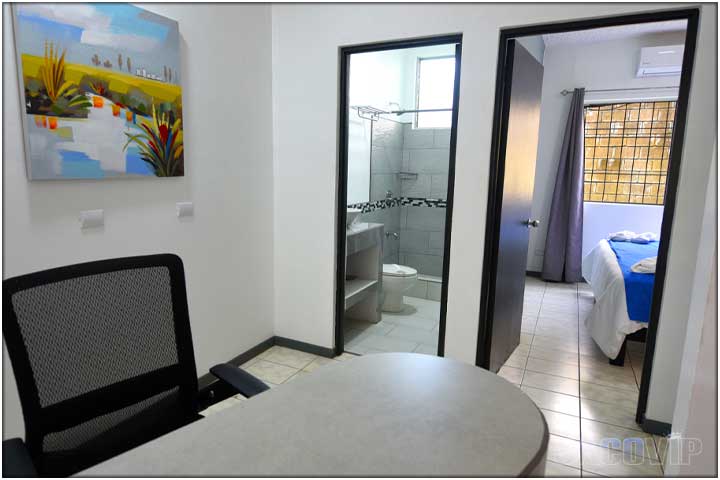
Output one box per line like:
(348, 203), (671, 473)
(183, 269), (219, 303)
(607, 240), (659, 323)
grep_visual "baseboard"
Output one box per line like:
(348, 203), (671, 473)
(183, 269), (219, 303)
(641, 418), (672, 436)
(273, 336), (335, 358)
(526, 270), (542, 278)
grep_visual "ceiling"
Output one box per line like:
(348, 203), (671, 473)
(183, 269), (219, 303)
(542, 20), (687, 47)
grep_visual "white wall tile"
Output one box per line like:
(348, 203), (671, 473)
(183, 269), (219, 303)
(399, 229), (429, 253)
(433, 128), (451, 147)
(403, 125), (434, 149)
(405, 206), (446, 231)
(427, 281), (442, 301)
(430, 174), (448, 199)
(401, 174), (432, 197)
(408, 148), (451, 174)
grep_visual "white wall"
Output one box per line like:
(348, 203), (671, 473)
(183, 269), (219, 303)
(581, 203), (664, 257)
(2, 3), (275, 439)
(527, 30), (686, 272)
(645, 9), (717, 424)
(270, 2), (718, 386)
(666, 141), (716, 476)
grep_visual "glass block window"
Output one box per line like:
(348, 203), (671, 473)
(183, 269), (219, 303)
(583, 101), (675, 205)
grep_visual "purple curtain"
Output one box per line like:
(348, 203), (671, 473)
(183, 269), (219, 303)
(542, 88), (585, 283)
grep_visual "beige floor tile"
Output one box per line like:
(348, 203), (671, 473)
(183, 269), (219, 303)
(413, 344), (438, 355)
(302, 356), (338, 373)
(532, 335), (578, 354)
(578, 351), (614, 368)
(522, 386), (579, 416)
(258, 346), (316, 369)
(345, 318), (396, 336)
(541, 460), (582, 477)
(581, 418), (658, 460)
(523, 371), (579, 396)
(240, 357), (260, 369)
(579, 366), (638, 391)
(522, 315), (538, 333)
(580, 442), (663, 477)
(580, 469), (603, 477)
(199, 396), (243, 417)
(386, 324), (439, 345)
(537, 314), (579, 327)
(542, 409), (581, 440)
(245, 359), (299, 385)
(547, 434), (581, 469)
(351, 333), (418, 353)
(498, 365), (524, 384)
(285, 370), (311, 382)
(334, 352), (359, 361)
(529, 345), (579, 366)
(580, 398), (641, 431)
(654, 435), (668, 467)
(526, 356), (580, 380)
(520, 333), (534, 345)
(504, 351), (529, 369)
(534, 324), (578, 340)
(579, 382), (638, 410)
(513, 343), (532, 355)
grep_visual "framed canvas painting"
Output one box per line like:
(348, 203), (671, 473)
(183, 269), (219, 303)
(12, 4), (184, 179)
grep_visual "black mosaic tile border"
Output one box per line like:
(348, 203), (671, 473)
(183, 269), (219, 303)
(348, 197), (446, 213)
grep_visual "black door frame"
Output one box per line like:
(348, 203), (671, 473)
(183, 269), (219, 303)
(477, 8), (699, 432)
(335, 33), (463, 357)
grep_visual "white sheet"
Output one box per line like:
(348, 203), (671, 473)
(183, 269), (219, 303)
(581, 239), (647, 359)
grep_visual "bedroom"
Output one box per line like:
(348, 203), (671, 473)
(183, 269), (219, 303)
(492, 17), (704, 469)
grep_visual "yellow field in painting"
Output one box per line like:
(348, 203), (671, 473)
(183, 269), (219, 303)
(21, 54), (182, 103)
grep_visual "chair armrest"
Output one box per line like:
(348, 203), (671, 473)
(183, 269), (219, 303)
(3, 438), (37, 477)
(209, 363), (270, 398)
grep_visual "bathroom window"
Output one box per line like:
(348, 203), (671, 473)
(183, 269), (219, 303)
(415, 56), (455, 129)
(583, 101), (675, 205)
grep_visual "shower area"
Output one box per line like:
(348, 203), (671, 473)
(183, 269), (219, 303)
(341, 41), (459, 356)
(354, 114), (451, 299)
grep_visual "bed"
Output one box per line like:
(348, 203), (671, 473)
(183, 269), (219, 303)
(581, 239), (659, 364)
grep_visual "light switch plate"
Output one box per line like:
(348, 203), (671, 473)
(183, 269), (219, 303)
(79, 209), (104, 229)
(176, 202), (194, 218)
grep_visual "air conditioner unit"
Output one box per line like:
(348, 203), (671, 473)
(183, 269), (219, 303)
(637, 45), (684, 77)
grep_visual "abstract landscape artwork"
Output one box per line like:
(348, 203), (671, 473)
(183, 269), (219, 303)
(13, 4), (184, 179)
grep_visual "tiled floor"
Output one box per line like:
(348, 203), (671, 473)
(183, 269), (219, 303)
(199, 346), (357, 416)
(343, 296), (440, 355)
(202, 278), (667, 477)
(499, 276), (665, 477)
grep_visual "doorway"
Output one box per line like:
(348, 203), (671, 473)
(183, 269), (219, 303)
(335, 35), (462, 357)
(477, 8), (699, 437)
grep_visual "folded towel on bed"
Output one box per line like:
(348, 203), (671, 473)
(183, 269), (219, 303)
(631, 256), (657, 273)
(630, 232), (659, 244)
(608, 231), (659, 243)
(609, 230), (636, 242)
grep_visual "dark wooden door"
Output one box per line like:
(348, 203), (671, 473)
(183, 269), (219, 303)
(487, 41), (544, 372)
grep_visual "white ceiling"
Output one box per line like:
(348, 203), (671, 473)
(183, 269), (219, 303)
(542, 20), (687, 47)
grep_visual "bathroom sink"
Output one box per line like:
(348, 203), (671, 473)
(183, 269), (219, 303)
(347, 208), (362, 227)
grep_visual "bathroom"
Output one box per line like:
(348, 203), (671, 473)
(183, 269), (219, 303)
(338, 38), (460, 356)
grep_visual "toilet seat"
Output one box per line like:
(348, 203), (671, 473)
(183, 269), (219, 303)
(382, 264), (418, 278)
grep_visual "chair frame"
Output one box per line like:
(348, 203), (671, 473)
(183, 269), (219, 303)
(3, 254), (199, 469)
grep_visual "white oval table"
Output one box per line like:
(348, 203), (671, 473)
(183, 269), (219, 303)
(80, 353), (548, 477)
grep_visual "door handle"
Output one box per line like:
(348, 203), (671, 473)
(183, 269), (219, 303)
(524, 219), (540, 228)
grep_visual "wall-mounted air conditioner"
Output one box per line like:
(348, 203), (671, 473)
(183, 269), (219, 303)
(637, 45), (684, 77)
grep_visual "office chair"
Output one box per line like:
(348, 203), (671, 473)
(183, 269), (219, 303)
(2, 254), (269, 477)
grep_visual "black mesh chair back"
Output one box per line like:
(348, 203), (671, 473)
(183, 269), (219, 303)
(3, 254), (200, 476)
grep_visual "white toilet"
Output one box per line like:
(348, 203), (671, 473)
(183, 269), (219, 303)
(381, 264), (418, 312)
